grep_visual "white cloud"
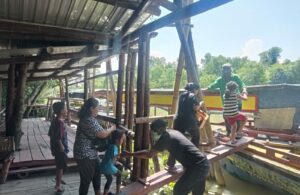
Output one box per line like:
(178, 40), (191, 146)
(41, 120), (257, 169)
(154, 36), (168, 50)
(150, 50), (165, 58)
(241, 39), (264, 61)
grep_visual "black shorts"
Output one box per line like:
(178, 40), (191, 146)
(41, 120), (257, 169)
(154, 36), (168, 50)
(55, 152), (68, 170)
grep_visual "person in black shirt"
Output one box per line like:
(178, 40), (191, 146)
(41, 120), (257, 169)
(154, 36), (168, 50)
(123, 119), (209, 195)
(174, 82), (201, 146)
(167, 82), (201, 172)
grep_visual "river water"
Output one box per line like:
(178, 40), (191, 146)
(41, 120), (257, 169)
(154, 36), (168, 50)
(206, 169), (283, 195)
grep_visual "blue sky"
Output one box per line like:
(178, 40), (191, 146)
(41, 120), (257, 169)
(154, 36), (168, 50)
(150, 0), (300, 63)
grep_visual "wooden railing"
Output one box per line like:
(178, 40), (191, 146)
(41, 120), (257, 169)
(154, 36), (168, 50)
(246, 140), (300, 169)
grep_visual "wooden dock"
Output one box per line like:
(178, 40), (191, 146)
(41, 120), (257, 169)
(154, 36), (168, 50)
(9, 118), (76, 177)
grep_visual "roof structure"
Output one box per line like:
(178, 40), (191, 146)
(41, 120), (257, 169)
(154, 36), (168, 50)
(0, 0), (232, 81)
(0, 0), (158, 80)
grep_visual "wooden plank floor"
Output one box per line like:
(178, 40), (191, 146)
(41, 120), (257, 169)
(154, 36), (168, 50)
(11, 118), (76, 169)
(0, 171), (116, 195)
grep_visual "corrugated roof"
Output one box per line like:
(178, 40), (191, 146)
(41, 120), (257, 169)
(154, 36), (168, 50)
(0, 0), (145, 35)
(0, 0), (155, 80)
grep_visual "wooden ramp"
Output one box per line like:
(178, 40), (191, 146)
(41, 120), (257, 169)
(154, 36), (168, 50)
(9, 118), (76, 177)
(121, 137), (254, 195)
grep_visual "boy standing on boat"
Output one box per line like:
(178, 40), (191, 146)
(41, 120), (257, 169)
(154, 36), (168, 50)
(223, 81), (248, 144)
(207, 63), (247, 136)
(48, 102), (69, 193)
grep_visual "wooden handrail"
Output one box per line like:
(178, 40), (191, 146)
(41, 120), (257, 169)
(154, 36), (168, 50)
(247, 140), (300, 169)
(135, 115), (175, 124)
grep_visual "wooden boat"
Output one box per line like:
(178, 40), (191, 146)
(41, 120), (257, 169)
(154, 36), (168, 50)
(218, 84), (300, 195)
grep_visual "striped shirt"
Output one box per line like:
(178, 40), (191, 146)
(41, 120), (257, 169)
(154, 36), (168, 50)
(223, 92), (238, 116)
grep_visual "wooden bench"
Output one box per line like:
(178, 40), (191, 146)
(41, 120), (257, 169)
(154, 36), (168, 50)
(0, 136), (15, 184)
(121, 137), (254, 195)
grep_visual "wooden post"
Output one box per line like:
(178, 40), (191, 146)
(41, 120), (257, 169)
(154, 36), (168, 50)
(116, 52), (125, 126)
(106, 60), (117, 115)
(0, 81), (2, 111)
(84, 68), (89, 102)
(170, 12), (191, 116)
(65, 77), (71, 125)
(141, 33), (150, 178)
(106, 76), (110, 115)
(91, 68), (96, 97)
(59, 79), (65, 99)
(132, 32), (147, 181)
(128, 51), (137, 130)
(175, 0), (225, 186)
(5, 64), (15, 137)
(175, 22), (198, 84)
(124, 52), (132, 127)
(11, 64), (28, 149)
(125, 51), (137, 169)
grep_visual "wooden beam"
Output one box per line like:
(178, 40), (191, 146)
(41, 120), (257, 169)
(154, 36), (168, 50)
(94, 0), (140, 9)
(135, 115), (175, 124)
(25, 74), (82, 81)
(67, 50), (119, 79)
(176, 22), (198, 83)
(0, 48), (107, 65)
(87, 70), (119, 81)
(0, 64), (101, 74)
(153, 0), (177, 11)
(94, 0), (161, 16)
(0, 19), (111, 44)
(122, 0), (233, 42)
(120, 0), (155, 36)
(33, 65), (101, 73)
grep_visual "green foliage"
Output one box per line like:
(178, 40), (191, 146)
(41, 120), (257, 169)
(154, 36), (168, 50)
(259, 46), (282, 65)
(148, 152), (176, 195)
(202, 53), (227, 75)
(235, 63), (268, 85)
(149, 56), (188, 89)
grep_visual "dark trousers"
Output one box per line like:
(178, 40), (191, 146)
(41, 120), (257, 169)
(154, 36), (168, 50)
(76, 158), (101, 195)
(174, 159), (210, 195)
(104, 162), (123, 191)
